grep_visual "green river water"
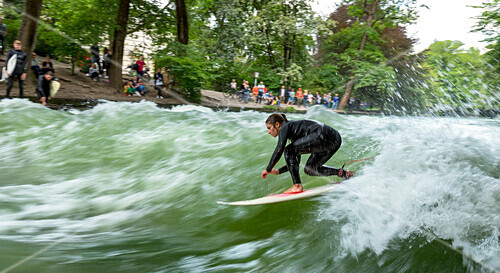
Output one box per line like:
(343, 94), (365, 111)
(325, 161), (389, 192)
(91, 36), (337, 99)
(0, 99), (499, 273)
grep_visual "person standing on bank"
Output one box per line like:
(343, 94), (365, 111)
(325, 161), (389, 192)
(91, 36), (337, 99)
(36, 71), (54, 106)
(4, 40), (28, 99)
(154, 68), (164, 99)
(261, 113), (354, 193)
(0, 18), (7, 55)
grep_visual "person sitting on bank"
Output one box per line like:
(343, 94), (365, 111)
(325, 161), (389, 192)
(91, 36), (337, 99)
(30, 53), (41, 79)
(89, 63), (99, 81)
(123, 81), (136, 96)
(41, 55), (55, 75)
(130, 75), (146, 96)
(36, 71), (54, 106)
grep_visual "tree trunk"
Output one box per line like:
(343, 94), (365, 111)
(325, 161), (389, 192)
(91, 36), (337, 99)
(17, 0), (43, 76)
(110, 0), (131, 92)
(264, 26), (276, 68)
(338, 1), (378, 110)
(175, 0), (188, 44)
(339, 79), (354, 110)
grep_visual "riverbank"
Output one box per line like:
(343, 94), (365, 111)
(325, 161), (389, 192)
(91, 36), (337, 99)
(0, 55), (380, 115)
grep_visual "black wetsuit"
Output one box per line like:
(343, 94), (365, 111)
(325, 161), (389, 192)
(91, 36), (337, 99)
(36, 75), (52, 99)
(5, 49), (29, 98)
(265, 120), (342, 185)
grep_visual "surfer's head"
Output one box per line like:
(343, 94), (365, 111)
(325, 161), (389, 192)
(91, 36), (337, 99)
(13, 40), (22, 50)
(44, 71), (53, 80)
(265, 113), (287, 138)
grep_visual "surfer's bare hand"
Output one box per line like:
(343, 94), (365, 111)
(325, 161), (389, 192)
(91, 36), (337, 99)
(270, 168), (279, 175)
(261, 169), (269, 179)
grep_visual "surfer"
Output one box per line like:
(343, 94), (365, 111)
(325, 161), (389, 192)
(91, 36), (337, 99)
(35, 71), (54, 106)
(261, 113), (354, 193)
(4, 40), (28, 98)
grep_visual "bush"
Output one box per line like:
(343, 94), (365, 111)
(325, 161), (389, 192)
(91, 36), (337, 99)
(285, 106), (297, 113)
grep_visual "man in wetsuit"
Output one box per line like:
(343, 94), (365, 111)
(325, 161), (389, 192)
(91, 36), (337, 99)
(36, 71), (54, 106)
(4, 40), (29, 98)
(261, 113), (354, 193)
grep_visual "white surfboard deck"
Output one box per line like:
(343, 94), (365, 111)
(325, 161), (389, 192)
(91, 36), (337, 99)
(7, 54), (17, 75)
(49, 81), (61, 98)
(217, 183), (343, 206)
(2, 54), (17, 80)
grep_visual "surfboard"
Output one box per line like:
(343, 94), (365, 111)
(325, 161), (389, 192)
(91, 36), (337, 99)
(49, 81), (60, 98)
(217, 183), (343, 206)
(1, 54), (17, 81)
(7, 54), (17, 75)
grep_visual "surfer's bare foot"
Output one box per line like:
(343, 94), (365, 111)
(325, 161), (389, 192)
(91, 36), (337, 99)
(284, 184), (303, 193)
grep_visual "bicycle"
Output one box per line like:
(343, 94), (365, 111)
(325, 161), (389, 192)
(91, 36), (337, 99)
(126, 66), (152, 83)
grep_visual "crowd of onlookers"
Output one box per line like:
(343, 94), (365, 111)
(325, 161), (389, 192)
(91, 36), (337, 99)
(228, 79), (372, 110)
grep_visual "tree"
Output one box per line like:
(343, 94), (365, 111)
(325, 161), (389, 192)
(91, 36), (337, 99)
(16, 0), (43, 75)
(472, 0), (500, 88)
(175, 0), (188, 44)
(322, 0), (421, 110)
(110, 0), (131, 92)
(423, 40), (491, 115)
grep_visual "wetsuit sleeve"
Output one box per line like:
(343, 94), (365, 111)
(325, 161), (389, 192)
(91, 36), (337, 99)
(22, 52), (29, 72)
(265, 124), (289, 172)
(277, 165), (289, 174)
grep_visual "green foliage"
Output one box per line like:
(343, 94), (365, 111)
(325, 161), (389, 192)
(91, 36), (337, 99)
(423, 40), (494, 113)
(285, 106), (297, 113)
(155, 43), (213, 103)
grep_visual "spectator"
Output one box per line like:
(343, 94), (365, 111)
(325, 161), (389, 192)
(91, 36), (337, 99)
(327, 92), (332, 108)
(30, 53), (41, 79)
(230, 79), (237, 96)
(89, 63), (99, 81)
(137, 78), (147, 95)
(332, 93), (339, 110)
(130, 75), (146, 96)
(257, 81), (265, 104)
(36, 71), (54, 106)
(243, 80), (250, 103)
(3, 40), (28, 98)
(102, 47), (111, 79)
(41, 56), (55, 75)
(348, 96), (355, 111)
(136, 56), (145, 79)
(90, 43), (101, 72)
(123, 81), (135, 96)
(303, 90), (308, 108)
(307, 91), (314, 108)
(315, 92), (321, 105)
(0, 18), (6, 55)
(154, 68), (164, 99)
(322, 94), (329, 107)
(296, 88), (304, 107)
(279, 86), (286, 105)
(287, 89), (295, 106)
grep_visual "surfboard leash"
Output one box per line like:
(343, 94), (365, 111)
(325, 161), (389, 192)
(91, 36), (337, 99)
(340, 157), (375, 178)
